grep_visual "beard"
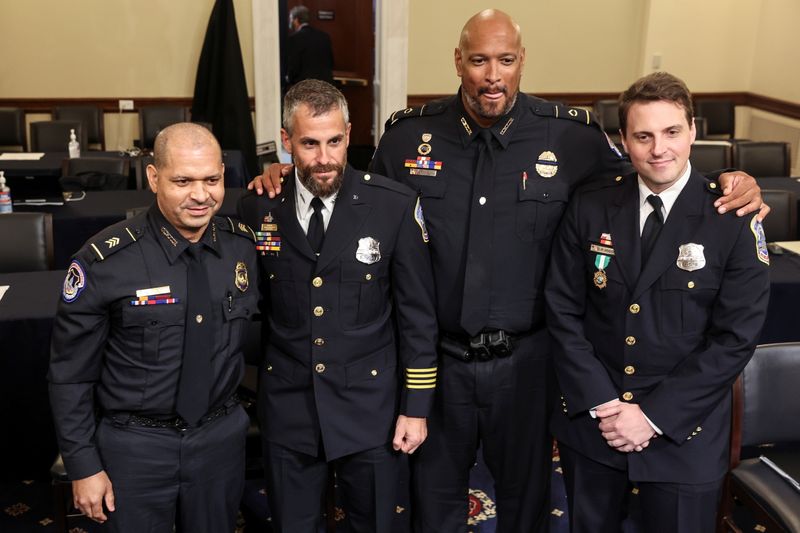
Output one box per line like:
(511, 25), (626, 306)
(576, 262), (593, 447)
(295, 160), (345, 197)
(463, 85), (518, 121)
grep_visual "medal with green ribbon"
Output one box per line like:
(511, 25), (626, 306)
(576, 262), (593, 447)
(591, 233), (614, 289)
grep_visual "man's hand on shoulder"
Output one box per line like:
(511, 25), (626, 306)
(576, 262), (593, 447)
(392, 415), (428, 454)
(715, 170), (770, 221)
(73, 470), (115, 523)
(247, 163), (292, 197)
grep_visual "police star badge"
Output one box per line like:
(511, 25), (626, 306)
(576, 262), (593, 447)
(535, 151), (558, 178)
(235, 261), (249, 292)
(356, 237), (381, 264)
(676, 243), (706, 271)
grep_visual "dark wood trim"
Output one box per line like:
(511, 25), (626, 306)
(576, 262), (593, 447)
(407, 91), (800, 120)
(0, 97), (256, 114)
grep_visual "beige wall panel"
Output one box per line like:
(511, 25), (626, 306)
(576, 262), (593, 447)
(407, 0), (644, 94)
(750, 0), (800, 103)
(747, 110), (800, 175)
(0, 0), (254, 98)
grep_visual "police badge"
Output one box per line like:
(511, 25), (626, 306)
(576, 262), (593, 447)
(356, 237), (381, 264)
(235, 261), (249, 292)
(676, 243), (706, 271)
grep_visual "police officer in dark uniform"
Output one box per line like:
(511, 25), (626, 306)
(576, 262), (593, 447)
(49, 123), (258, 533)
(546, 72), (770, 533)
(238, 80), (438, 533)
(250, 10), (765, 532)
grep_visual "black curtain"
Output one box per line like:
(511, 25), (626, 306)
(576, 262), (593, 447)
(192, 0), (258, 179)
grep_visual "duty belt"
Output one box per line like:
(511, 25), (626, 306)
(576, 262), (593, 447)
(439, 330), (520, 362)
(107, 395), (240, 431)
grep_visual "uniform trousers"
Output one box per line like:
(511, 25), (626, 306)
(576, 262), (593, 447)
(559, 442), (723, 533)
(95, 405), (249, 533)
(264, 441), (399, 533)
(412, 330), (554, 533)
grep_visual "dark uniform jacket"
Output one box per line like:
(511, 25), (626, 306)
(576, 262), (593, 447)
(285, 24), (334, 86)
(238, 166), (438, 461)
(371, 91), (628, 336)
(546, 169), (770, 484)
(48, 206), (259, 479)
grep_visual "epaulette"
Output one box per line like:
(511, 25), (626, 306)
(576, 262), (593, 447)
(216, 216), (257, 242)
(530, 101), (598, 127)
(705, 179), (723, 196)
(578, 173), (629, 195)
(384, 99), (449, 129)
(85, 220), (143, 262)
(358, 171), (415, 197)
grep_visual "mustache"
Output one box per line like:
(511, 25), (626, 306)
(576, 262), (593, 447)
(182, 199), (217, 208)
(478, 85), (507, 96)
(310, 163), (343, 173)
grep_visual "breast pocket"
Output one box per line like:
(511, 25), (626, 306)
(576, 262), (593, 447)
(265, 260), (301, 327)
(406, 175), (447, 199)
(515, 177), (569, 242)
(339, 260), (390, 330)
(659, 267), (722, 336)
(220, 293), (258, 354)
(121, 303), (185, 363)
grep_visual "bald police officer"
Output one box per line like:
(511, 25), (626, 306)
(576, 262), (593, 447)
(49, 123), (258, 533)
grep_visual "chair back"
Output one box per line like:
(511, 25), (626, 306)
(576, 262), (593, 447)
(695, 99), (735, 137)
(691, 140), (732, 173)
(60, 156), (131, 191)
(593, 99), (620, 134)
(694, 116), (708, 140)
(138, 106), (189, 150)
(760, 190), (797, 242)
(738, 343), (800, 449)
(0, 107), (28, 151)
(53, 106), (105, 150)
(30, 120), (88, 152)
(0, 212), (54, 272)
(733, 141), (791, 178)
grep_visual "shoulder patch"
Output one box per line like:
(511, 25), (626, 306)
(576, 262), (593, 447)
(218, 216), (257, 242)
(750, 215), (770, 265)
(414, 196), (430, 243)
(360, 172), (415, 197)
(62, 259), (87, 302)
(384, 98), (449, 129)
(87, 224), (140, 262)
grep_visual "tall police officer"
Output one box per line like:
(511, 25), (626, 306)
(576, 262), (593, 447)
(546, 72), (770, 533)
(238, 79), (438, 533)
(251, 10), (766, 532)
(49, 123), (258, 533)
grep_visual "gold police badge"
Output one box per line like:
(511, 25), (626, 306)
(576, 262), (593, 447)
(676, 243), (705, 271)
(235, 261), (249, 292)
(535, 151), (558, 178)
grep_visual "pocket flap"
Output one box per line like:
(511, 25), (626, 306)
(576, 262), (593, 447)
(122, 303), (185, 328)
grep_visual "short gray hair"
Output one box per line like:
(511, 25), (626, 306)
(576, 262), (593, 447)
(283, 79), (350, 135)
(289, 5), (310, 24)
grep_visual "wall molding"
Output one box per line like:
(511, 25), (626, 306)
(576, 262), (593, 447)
(0, 97), (255, 114)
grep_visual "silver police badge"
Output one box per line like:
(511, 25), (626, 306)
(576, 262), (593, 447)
(356, 237), (381, 264)
(676, 243), (706, 271)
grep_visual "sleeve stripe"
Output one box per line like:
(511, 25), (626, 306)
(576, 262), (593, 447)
(407, 384), (436, 390)
(406, 372), (436, 379)
(406, 367), (438, 373)
(407, 378), (437, 384)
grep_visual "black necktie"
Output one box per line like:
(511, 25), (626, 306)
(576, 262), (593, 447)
(641, 194), (665, 266)
(460, 129), (495, 336)
(307, 197), (325, 255)
(176, 243), (213, 425)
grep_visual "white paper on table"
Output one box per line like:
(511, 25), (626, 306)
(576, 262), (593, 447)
(774, 241), (800, 255)
(0, 152), (46, 160)
(0, 285), (9, 302)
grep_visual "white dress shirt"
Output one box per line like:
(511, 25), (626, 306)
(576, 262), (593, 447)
(294, 171), (338, 234)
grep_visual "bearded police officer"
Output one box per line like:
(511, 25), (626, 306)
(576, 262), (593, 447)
(238, 80), (438, 533)
(250, 10), (766, 532)
(49, 123), (258, 533)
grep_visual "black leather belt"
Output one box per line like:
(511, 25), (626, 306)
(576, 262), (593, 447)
(439, 330), (525, 362)
(108, 395), (240, 431)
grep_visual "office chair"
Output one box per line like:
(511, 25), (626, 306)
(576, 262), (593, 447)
(0, 212), (54, 273)
(137, 105), (189, 150)
(760, 190), (797, 242)
(593, 99), (621, 145)
(0, 107), (28, 151)
(691, 140), (733, 174)
(53, 105), (105, 150)
(60, 156), (130, 191)
(694, 116), (708, 140)
(695, 99), (735, 138)
(30, 120), (88, 152)
(733, 141), (792, 178)
(717, 342), (800, 533)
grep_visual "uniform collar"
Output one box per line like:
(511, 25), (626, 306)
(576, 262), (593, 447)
(147, 204), (222, 264)
(455, 87), (523, 150)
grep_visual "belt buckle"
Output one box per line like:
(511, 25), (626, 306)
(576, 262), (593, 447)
(488, 330), (513, 357)
(469, 335), (493, 362)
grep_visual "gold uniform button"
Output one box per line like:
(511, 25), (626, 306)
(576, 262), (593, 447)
(687, 281), (695, 289)
(709, 182), (717, 189)
(315, 363), (326, 373)
(312, 277), (323, 288)
(370, 369), (378, 376)
(266, 364), (273, 372)
(696, 426), (702, 432)
(195, 314), (203, 324)
(314, 337), (325, 346)
(687, 436), (693, 440)
(313, 306), (324, 317)
(365, 273), (372, 281)
(625, 336), (636, 346)
(269, 273), (275, 280)
(624, 365), (635, 375)
(364, 174), (371, 181)
(629, 303), (640, 314)
(622, 391), (634, 401)
(615, 175), (622, 182)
